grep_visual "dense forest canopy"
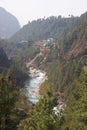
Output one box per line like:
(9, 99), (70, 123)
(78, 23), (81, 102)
(0, 11), (87, 129)
(10, 15), (77, 42)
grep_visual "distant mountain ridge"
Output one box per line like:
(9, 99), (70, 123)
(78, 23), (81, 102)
(0, 7), (20, 38)
(10, 16), (77, 42)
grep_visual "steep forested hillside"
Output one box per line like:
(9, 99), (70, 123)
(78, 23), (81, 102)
(57, 12), (87, 58)
(0, 43), (30, 130)
(0, 12), (87, 130)
(19, 70), (87, 130)
(44, 12), (87, 93)
(19, 12), (87, 130)
(10, 16), (77, 42)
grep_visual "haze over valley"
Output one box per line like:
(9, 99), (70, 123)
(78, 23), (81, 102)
(0, 2), (87, 130)
(0, 7), (20, 38)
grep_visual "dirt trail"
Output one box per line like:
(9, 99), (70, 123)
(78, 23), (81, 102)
(26, 41), (50, 68)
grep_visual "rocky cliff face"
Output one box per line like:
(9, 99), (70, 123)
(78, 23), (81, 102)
(0, 7), (20, 38)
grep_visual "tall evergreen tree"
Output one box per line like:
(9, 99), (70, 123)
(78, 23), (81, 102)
(0, 76), (18, 130)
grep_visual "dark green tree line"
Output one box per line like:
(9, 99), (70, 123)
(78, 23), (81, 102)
(0, 76), (18, 130)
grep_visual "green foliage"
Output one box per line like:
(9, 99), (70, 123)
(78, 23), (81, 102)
(46, 59), (82, 93)
(0, 76), (19, 129)
(18, 70), (87, 130)
(0, 11), (87, 130)
(7, 64), (28, 87)
(59, 71), (87, 130)
(18, 94), (59, 130)
(17, 12), (87, 130)
(46, 46), (59, 63)
(18, 46), (40, 62)
(10, 16), (77, 42)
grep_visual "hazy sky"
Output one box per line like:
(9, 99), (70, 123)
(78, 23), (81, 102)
(0, 0), (87, 26)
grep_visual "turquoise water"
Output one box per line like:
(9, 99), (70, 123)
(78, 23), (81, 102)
(26, 70), (46, 104)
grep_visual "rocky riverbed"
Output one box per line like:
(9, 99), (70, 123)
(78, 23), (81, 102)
(25, 67), (47, 104)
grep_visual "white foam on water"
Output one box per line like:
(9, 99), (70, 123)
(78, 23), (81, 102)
(26, 67), (47, 104)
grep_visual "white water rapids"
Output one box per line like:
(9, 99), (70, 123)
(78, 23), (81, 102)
(25, 67), (65, 115)
(25, 67), (47, 104)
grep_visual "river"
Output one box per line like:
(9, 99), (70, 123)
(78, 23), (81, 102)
(25, 67), (65, 114)
(25, 67), (47, 104)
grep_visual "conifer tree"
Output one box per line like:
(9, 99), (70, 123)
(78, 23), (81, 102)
(0, 76), (18, 130)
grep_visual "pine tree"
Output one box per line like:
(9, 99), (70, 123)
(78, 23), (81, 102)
(0, 76), (18, 130)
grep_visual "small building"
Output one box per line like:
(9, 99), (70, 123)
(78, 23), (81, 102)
(47, 38), (54, 43)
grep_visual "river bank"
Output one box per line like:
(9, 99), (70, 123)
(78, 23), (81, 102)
(25, 66), (66, 114)
(25, 67), (47, 104)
